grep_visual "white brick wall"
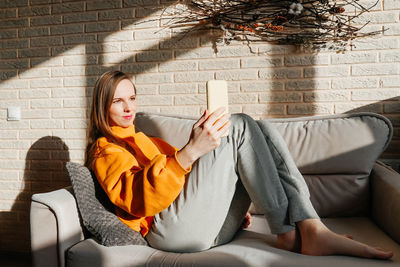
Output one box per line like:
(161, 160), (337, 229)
(0, 0), (399, 254)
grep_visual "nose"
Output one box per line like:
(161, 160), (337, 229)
(123, 101), (132, 112)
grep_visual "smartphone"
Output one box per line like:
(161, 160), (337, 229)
(206, 80), (229, 136)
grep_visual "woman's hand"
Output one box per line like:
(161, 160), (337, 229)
(176, 107), (231, 169)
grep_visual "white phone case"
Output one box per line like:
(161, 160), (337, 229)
(207, 80), (228, 113)
(206, 80), (229, 136)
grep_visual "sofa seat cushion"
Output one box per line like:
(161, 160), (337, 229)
(67, 216), (400, 267)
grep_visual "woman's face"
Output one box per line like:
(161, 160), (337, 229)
(108, 79), (136, 128)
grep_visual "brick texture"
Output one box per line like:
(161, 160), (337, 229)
(0, 0), (399, 255)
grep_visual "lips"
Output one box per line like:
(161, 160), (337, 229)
(123, 115), (133, 120)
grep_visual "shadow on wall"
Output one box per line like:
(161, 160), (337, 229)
(83, 28), (213, 113)
(0, 136), (71, 256)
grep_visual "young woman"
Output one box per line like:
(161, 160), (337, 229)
(85, 70), (393, 259)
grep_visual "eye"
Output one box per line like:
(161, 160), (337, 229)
(112, 99), (121, 104)
(130, 96), (136, 101)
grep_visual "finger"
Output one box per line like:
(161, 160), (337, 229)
(204, 107), (226, 128)
(211, 107), (226, 120)
(242, 222), (250, 229)
(213, 106), (226, 114)
(193, 110), (209, 128)
(246, 213), (252, 224)
(244, 221), (251, 228)
(241, 215), (252, 229)
(212, 113), (231, 131)
(206, 106), (225, 115)
(200, 107), (207, 115)
(215, 120), (231, 138)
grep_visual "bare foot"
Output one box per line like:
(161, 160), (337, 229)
(277, 230), (353, 253)
(298, 219), (393, 260)
(276, 229), (301, 252)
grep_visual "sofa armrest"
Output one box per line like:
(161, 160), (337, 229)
(371, 161), (400, 244)
(31, 187), (84, 267)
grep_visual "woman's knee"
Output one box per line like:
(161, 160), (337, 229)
(229, 113), (260, 137)
(230, 113), (255, 127)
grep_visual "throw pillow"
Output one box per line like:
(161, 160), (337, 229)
(66, 162), (148, 247)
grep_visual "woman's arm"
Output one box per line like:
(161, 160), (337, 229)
(93, 145), (189, 218)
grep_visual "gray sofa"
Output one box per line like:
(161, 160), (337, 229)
(30, 112), (400, 266)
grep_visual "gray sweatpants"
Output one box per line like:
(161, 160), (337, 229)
(145, 114), (319, 253)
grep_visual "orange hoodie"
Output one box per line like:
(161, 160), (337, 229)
(92, 125), (191, 236)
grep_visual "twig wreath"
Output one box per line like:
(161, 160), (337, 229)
(160, 0), (383, 49)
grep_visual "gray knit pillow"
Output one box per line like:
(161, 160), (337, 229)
(66, 162), (148, 247)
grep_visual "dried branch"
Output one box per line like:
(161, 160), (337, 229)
(159, 0), (382, 49)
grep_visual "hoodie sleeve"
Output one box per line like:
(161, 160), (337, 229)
(93, 142), (190, 218)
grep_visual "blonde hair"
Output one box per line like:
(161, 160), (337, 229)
(84, 70), (135, 169)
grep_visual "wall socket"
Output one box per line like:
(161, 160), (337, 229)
(7, 106), (21, 121)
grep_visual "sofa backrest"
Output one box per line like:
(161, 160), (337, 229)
(265, 113), (392, 217)
(266, 113), (392, 175)
(135, 112), (392, 218)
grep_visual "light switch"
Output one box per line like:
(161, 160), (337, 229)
(7, 106), (21, 121)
